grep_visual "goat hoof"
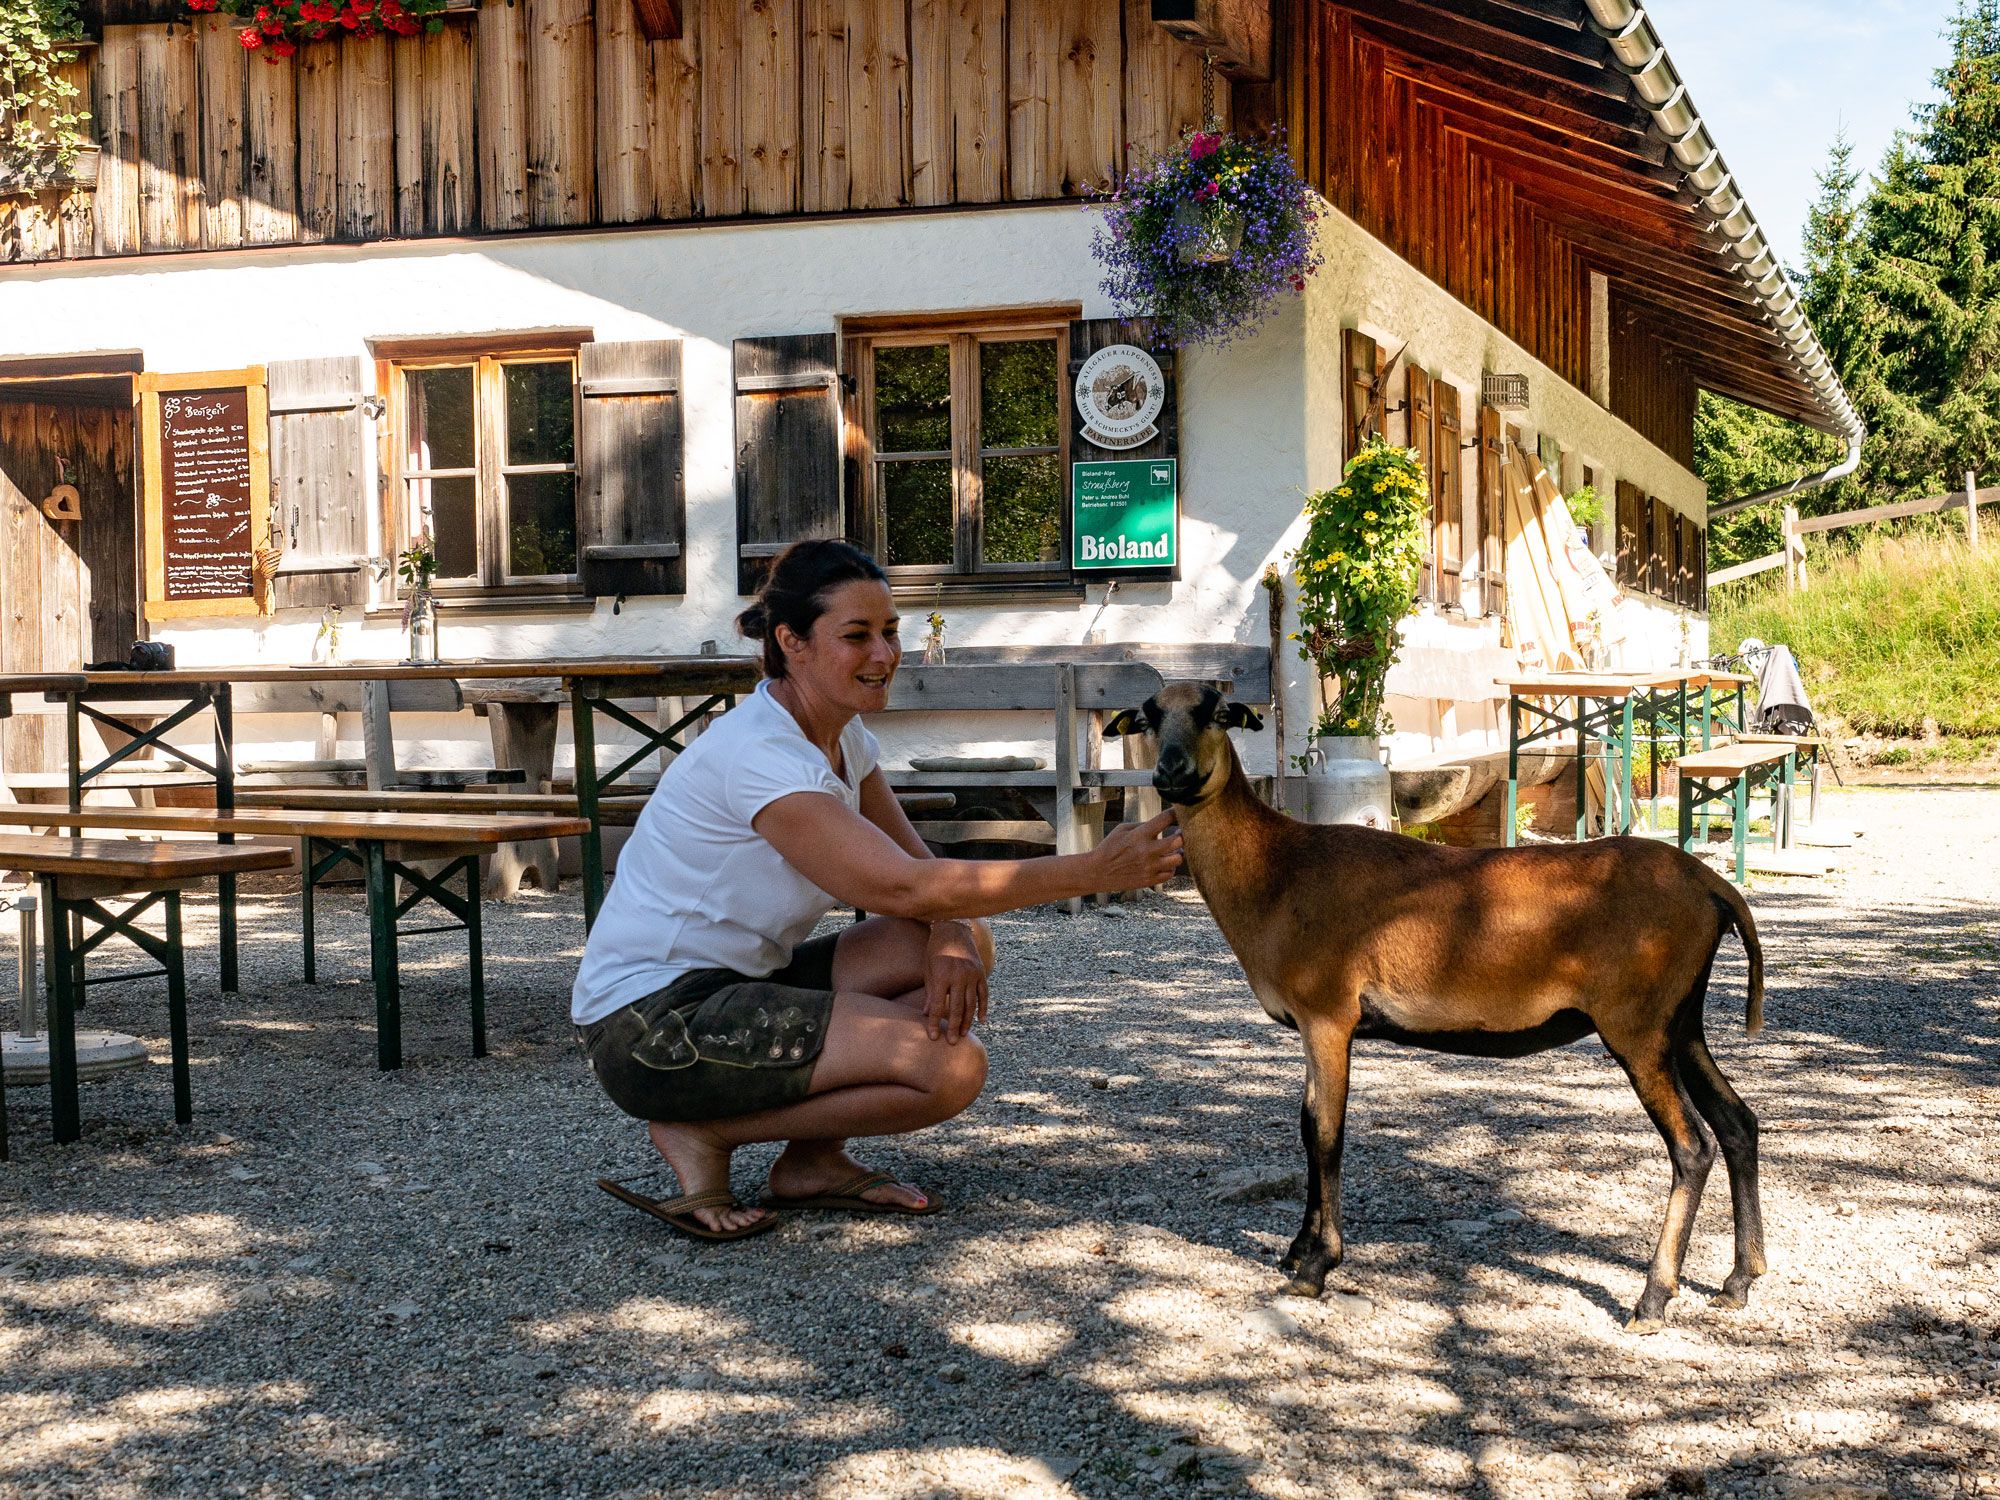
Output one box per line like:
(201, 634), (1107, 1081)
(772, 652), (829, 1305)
(1282, 1277), (1325, 1299)
(1711, 1291), (1747, 1311)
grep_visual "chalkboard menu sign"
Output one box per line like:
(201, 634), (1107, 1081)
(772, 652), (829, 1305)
(139, 369), (271, 620)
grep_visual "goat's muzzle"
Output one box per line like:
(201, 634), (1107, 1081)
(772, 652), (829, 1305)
(1152, 748), (1203, 806)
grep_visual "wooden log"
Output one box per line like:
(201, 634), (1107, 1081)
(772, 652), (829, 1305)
(1057, 0), (1120, 195)
(1008, 0), (1057, 199)
(242, 42), (300, 243)
(647, 0), (701, 217)
(527, 0), (596, 225)
(477, 0), (531, 229)
(395, 20), (477, 235)
(800, 0), (850, 213)
(847, 0), (909, 208)
(295, 39), (339, 242)
(136, 22), (203, 250)
(1151, 0), (1270, 81)
(338, 33), (395, 241)
(594, 0), (653, 223)
(699, 0), (745, 215)
(197, 20), (247, 247)
(741, 0), (800, 213)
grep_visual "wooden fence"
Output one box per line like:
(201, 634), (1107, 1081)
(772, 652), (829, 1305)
(1709, 470), (1993, 591)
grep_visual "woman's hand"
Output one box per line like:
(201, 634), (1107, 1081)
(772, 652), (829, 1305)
(1088, 809), (1184, 893)
(923, 920), (989, 1044)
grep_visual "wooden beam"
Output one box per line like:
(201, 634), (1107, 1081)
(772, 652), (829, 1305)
(1335, 0), (1630, 104)
(631, 0), (683, 40)
(1151, 0), (1272, 80)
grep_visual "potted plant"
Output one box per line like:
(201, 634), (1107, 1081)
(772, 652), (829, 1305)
(185, 0), (451, 58)
(398, 534), (439, 663)
(1091, 128), (1322, 347)
(1, 0), (92, 191)
(1290, 438), (1427, 825)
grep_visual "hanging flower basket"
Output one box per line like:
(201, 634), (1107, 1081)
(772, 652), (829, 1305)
(1091, 129), (1321, 347)
(187, 0), (449, 56)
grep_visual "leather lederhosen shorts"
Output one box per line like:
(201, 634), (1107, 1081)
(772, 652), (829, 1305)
(577, 933), (840, 1124)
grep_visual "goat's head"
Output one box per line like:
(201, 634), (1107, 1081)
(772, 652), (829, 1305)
(1105, 683), (1263, 807)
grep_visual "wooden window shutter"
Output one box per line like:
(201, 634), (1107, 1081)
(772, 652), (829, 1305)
(1476, 403), (1505, 616)
(1406, 364), (1434, 602)
(1432, 379), (1462, 586)
(1678, 514), (1696, 607)
(578, 340), (686, 598)
(1648, 497), (1669, 598)
(1343, 328), (1385, 463)
(734, 334), (843, 594)
(1615, 480), (1643, 590)
(1695, 525), (1707, 613)
(268, 356), (371, 611)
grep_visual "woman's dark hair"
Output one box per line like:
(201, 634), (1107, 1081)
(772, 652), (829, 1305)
(736, 539), (890, 678)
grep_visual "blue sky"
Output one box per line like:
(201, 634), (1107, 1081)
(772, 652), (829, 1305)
(1646, 0), (1958, 272)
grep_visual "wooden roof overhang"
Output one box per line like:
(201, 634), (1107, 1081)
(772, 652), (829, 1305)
(1322, 0), (1844, 435)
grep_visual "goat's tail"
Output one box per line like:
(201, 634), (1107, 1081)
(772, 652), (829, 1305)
(1702, 875), (1765, 1035)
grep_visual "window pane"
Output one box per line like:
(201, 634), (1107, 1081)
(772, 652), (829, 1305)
(505, 362), (576, 467)
(507, 472), (578, 576)
(410, 475), (479, 579)
(406, 366), (475, 469)
(980, 454), (1062, 564)
(979, 339), (1059, 450)
(881, 459), (953, 567)
(875, 345), (952, 454)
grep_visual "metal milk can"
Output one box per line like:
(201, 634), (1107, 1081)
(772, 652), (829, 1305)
(1303, 736), (1393, 827)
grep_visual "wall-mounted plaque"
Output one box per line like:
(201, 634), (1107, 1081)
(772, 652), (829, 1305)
(1073, 344), (1166, 450)
(139, 369), (271, 620)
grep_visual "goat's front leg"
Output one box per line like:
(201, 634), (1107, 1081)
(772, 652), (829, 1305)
(1282, 1016), (1355, 1297)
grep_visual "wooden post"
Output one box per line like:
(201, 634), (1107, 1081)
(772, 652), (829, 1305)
(1783, 504), (1809, 593)
(1053, 665), (1082, 916)
(361, 679), (395, 790)
(1263, 565), (1286, 812)
(1967, 471), (1981, 553)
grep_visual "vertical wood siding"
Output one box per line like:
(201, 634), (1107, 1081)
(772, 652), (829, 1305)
(15, 0), (1219, 261)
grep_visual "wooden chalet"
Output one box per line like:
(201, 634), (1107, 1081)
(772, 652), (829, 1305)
(0, 0), (1853, 782)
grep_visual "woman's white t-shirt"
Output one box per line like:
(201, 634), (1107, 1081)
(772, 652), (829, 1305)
(570, 681), (878, 1026)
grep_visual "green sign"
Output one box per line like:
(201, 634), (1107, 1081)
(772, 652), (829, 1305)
(1072, 458), (1178, 570)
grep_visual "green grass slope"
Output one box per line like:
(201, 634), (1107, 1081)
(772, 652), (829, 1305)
(1711, 532), (2000, 737)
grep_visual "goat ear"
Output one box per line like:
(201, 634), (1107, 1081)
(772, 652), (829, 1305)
(1103, 708), (1149, 738)
(1218, 702), (1265, 732)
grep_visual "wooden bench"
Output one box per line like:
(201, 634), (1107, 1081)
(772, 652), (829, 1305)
(0, 835), (294, 1145)
(1732, 733), (1830, 823)
(1672, 743), (1797, 884)
(0, 806), (587, 1071)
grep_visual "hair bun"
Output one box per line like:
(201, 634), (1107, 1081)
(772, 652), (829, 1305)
(736, 602), (769, 640)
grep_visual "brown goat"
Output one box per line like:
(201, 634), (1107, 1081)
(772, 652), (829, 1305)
(1105, 683), (1768, 1330)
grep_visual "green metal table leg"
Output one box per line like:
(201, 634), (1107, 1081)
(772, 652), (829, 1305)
(165, 891), (191, 1125)
(572, 683), (604, 929)
(1779, 754), (1795, 851)
(364, 840), (401, 1072)
(1733, 776), (1748, 885)
(1574, 697), (1589, 842)
(1678, 780), (1695, 855)
(301, 837), (317, 983)
(44, 880), (80, 1144)
(464, 856), (487, 1059)
(1698, 686), (1714, 845)
(1505, 695), (1521, 848)
(1619, 696), (1636, 833)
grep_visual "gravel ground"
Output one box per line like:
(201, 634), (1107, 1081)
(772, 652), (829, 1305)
(0, 785), (1994, 1500)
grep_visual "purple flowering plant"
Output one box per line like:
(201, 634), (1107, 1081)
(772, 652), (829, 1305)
(1090, 129), (1322, 346)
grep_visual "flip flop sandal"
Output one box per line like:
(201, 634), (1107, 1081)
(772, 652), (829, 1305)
(596, 1178), (782, 1242)
(757, 1169), (945, 1216)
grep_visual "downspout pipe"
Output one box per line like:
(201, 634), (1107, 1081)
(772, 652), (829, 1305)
(1577, 0), (1867, 517)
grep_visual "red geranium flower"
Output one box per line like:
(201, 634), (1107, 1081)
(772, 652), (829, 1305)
(239, 25), (262, 44)
(269, 36), (297, 54)
(1188, 132), (1222, 160)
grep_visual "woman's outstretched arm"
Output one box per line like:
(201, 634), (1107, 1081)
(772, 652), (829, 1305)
(753, 788), (1182, 923)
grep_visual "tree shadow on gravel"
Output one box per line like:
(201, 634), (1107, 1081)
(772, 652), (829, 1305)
(0, 820), (1993, 1499)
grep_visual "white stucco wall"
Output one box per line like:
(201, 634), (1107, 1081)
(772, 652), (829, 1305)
(0, 195), (1709, 777)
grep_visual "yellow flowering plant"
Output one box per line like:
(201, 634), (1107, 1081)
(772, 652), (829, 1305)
(1290, 438), (1427, 739)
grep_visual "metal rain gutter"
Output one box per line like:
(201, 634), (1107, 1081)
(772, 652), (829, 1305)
(1578, 0), (1866, 516)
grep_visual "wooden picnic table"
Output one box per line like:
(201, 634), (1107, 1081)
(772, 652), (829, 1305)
(1495, 670), (1754, 845)
(0, 833), (294, 1144)
(0, 804), (586, 1072)
(1672, 742), (1797, 883)
(0, 655), (761, 976)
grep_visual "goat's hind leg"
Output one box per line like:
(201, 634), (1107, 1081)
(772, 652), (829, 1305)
(1606, 1037), (1717, 1331)
(1282, 1019), (1355, 1298)
(1679, 1018), (1766, 1308)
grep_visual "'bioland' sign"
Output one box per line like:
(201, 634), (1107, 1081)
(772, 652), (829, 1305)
(1072, 458), (1177, 570)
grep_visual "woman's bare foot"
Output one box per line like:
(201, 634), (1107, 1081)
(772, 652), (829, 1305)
(765, 1139), (935, 1210)
(647, 1120), (770, 1233)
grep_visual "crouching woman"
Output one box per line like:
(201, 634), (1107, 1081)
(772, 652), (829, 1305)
(573, 540), (1183, 1240)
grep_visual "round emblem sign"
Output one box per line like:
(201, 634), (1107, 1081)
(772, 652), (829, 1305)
(1074, 344), (1166, 451)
